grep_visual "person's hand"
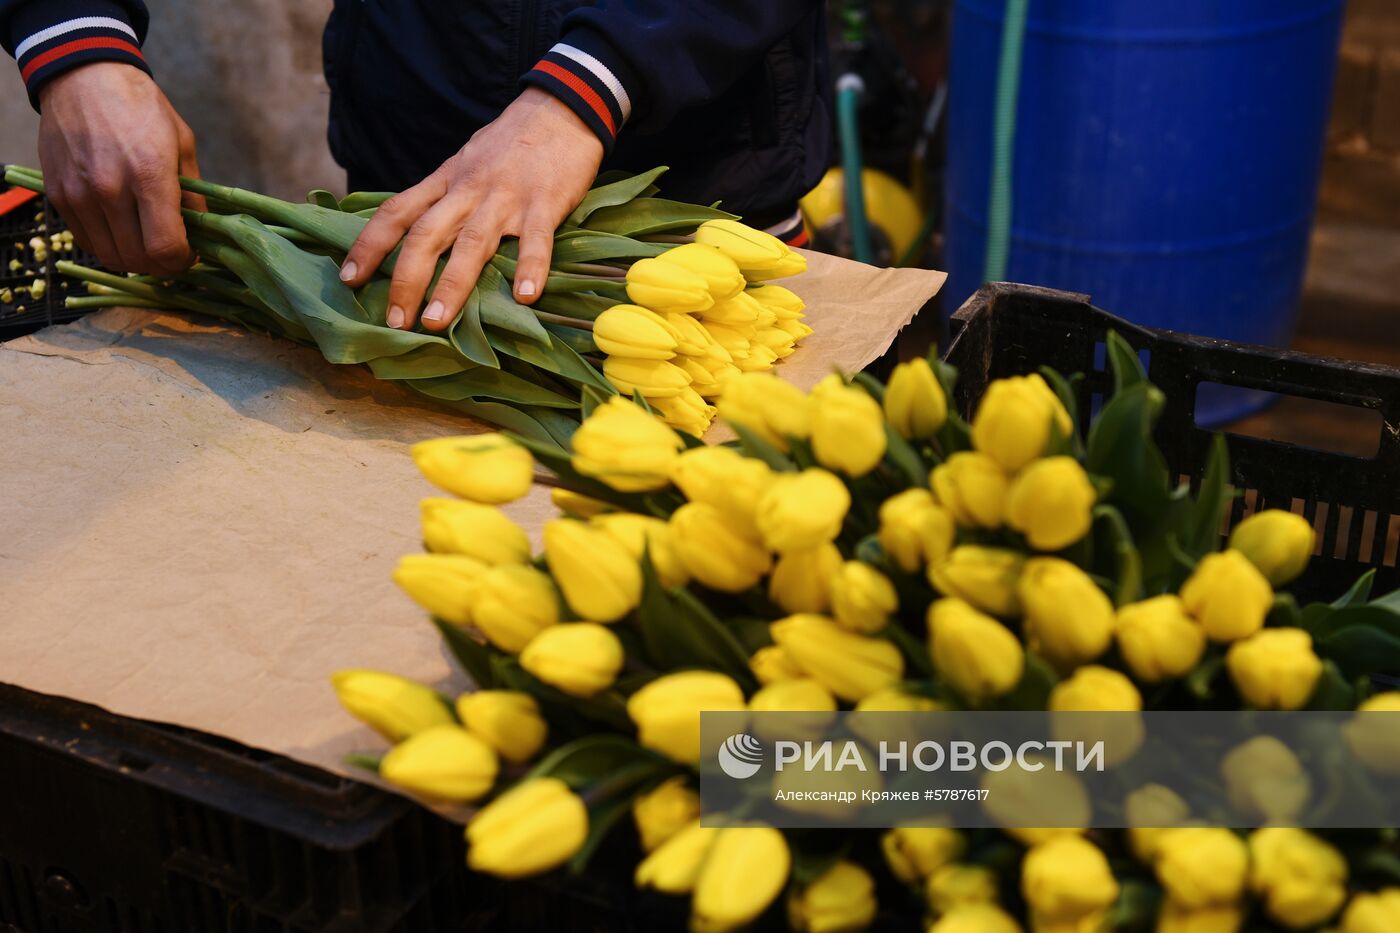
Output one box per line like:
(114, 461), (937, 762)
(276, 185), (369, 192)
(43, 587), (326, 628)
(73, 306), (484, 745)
(37, 62), (204, 276)
(339, 88), (604, 331)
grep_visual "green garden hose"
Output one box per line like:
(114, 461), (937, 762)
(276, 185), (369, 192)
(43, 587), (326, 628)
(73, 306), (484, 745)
(983, 0), (1030, 283)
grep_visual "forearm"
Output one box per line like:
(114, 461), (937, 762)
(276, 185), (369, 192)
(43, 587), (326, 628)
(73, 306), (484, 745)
(0, 0), (150, 108)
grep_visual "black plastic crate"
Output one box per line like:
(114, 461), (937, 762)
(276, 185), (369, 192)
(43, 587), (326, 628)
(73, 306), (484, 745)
(945, 282), (1400, 603)
(0, 174), (103, 338)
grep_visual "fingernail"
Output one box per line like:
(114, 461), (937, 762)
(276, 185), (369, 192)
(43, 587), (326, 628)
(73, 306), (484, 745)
(387, 305), (405, 329)
(423, 301), (445, 322)
(339, 260), (358, 282)
(516, 279), (536, 298)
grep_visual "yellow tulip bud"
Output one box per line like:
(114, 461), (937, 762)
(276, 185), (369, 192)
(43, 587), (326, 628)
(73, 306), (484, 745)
(982, 765), (1091, 847)
(749, 678), (837, 742)
(331, 669), (453, 741)
(1221, 735), (1311, 823)
(670, 502), (773, 592)
(627, 671), (746, 763)
(469, 564), (559, 652)
(1155, 901), (1245, 933)
(666, 309), (718, 355)
(755, 468), (851, 552)
(591, 511), (689, 588)
(519, 622), (624, 697)
(1154, 828), (1249, 909)
(1005, 456), (1097, 551)
(1342, 888), (1400, 933)
(410, 433), (534, 504)
(756, 326), (797, 358)
(809, 375), (887, 477)
(1124, 783), (1192, 862)
(884, 358), (947, 440)
(393, 553), (488, 624)
(700, 290), (764, 326)
(1226, 628), (1322, 710)
(655, 242), (745, 301)
(420, 498), (530, 565)
(1049, 664), (1145, 765)
(633, 776), (702, 853)
(970, 374), (1073, 472)
(604, 356), (692, 399)
(716, 372), (811, 450)
(770, 613), (905, 701)
(705, 320), (754, 359)
(1228, 509), (1316, 586)
(636, 820), (717, 892)
(855, 688), (943, 713)
(572, 396), (685, 492)
(930, 451), (1009, 529)
(1248, 828), (1347, 930)
(925, 864), (999, 917)
(543, 519), (642, 622)
(455, 690), (547, 763)
(928, 546), (1024, 617)
(748, 284), (806, 318)
(734, 344), (777, 372)
(1021, 835), (1119, 928)
(830, 561), (898, 633)
(769, 543), (843, 613)
(466, 777), (588, 877)
(877, 488), (956, 573)
(1116, 595), (1207, 683)
(745, 250), (807, 282)
(1180, 550), (1274, 642)
(679, 356), (725, 397)
(779, 319), (815, 340)
(691, 825), (791, 933)
(750, 645), (806, 685)
(1019, 557), (1115, 671)
(650, 386), (715, 437)
(880, 826), (966, 883)
(551, 486), (612, 518)
(695, 219), (788, 270)
(1344, 692), (1400, 775)
(626, 256), (714, 313)
(928, 905), (1023, 933)
(593, 304), (679, 360)
(787, 860), (877, 933)
(927, 598), (1024, 702)
(670, 445), (775, 533)
(379, 723), (498, 802)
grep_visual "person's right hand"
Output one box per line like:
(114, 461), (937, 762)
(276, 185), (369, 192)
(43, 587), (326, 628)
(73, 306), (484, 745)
(37, 62), (204, 276)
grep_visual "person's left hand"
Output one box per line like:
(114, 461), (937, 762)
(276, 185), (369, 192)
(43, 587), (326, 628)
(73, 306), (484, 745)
(339, 88), (604, 331)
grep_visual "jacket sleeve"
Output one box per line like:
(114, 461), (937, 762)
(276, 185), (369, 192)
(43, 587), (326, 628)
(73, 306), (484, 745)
(520, 0), (821, 153)
(1, 0), (150, 108)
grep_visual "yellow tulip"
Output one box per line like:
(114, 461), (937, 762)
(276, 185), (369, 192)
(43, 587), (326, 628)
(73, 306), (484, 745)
(1248, 828), (1348, 930)
(706, 320), (755, 359)
(716, 371), (812, 450)
(651, 387), (716, 437)
(734, 343), (778, 372)
(420, 498), (530, 565)
(1155, 901), (1245, 933)
(655, 242), (745, 301)
(518, 622), (624, 697)
(379, 723), (498, 802)
(1115, 595), (1206, 683)
(770, 613), (905, 701)
(745, 250), (807, 282)
(1341, 888), (1400, 933)
(969, 373), (1073, 472)
(769, 543), (843, 613)
(455, 690), (547, 764)
(543, 519), (641, 622)
(877, 488), (956, 573)
(626, 671), (746, 763)
(469, 564), (559, 653)
(930, 451), (1008, 529)
(1180, 550), (1274, 642)
(1005, 456), (1097, 551)
(700, 290), (764, 326)
(830, 561), (898, 633)
(880, 826), (966, 883)
(884, 357), (947, 440)
(551, 487), (612, 518)
(756, 326), (798, 359)
(593, 304), (679, 360)
(809, 375), (887, 477)
(636, 820), (717, 892)
(755, 468), (851, 552)
(1226, 628), (1322, 710)
(749, 678), (837, 743)
(331, 669), (453, 742)
(604, 356), (692, 399)
(925, 864), (999, 917)
(1021, 835), (1119, 929)
(1344, 692), (1400, 775)
(633, 776), (702, 853)
(1228, 509), (1316, 586)
(928, 546), (1024, 617)
(670, 502), (773, 592)
(572, 396), (684, 492)
(787, 860), (877, 933)
(1221, 736), (1311, 823)
(1048, 664), (1145, 765)
(1019, 557), (1115, 671)
(1154, 828), (1249, 909)
(666, 309), (720, 355)
(982, 765), (1091, 847)
(927, 598), (1023, 702)
(393, 553), (488, 624)
(670, 444), (775, 533)
(855, 688), (943, 713)
(749, 645), (805, 685)
(625, 256), (714, 313)
(591, 511), (690, 588)
(928, 905), (1022, 933)
(411, 433), (534, 504)
(466, 777), (588, 878)
(779, 318), (815, 340)
(691, 825), (791, 933)
(695, 219), (788, 270)
(1124, 784), (1192, 862)
(748, 284), (806, 318)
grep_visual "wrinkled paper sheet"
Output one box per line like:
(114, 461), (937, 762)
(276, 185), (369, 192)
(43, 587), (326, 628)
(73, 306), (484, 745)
(0, 251), (944, 780)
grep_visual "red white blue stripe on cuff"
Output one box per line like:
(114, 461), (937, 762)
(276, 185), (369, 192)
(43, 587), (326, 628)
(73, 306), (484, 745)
(525, 43), (631, 144)
(17, 16), (144, 85)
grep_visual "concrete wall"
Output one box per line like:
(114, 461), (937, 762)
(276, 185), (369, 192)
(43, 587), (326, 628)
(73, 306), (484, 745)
(1, 0), (341, 201)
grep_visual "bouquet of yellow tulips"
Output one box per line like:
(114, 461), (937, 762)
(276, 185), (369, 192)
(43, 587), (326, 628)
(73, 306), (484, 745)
(335, 333), (1400, 933)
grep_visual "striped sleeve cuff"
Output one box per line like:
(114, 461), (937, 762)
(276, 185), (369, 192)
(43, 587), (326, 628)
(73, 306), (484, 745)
(521, 33), (639, 152)
(7, 1), (149, 108)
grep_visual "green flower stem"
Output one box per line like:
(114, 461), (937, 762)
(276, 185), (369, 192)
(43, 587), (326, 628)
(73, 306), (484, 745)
(533, 310), (595, 331)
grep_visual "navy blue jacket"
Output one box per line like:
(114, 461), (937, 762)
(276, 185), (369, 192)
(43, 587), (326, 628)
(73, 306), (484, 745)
(3, 0), (831, 229)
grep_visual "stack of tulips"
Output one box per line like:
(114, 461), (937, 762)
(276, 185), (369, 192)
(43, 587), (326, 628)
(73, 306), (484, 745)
(334, 333), (1400, 933)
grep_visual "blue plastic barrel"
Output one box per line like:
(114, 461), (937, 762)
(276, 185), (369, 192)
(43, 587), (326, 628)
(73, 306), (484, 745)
(945, 0), (1345, 423)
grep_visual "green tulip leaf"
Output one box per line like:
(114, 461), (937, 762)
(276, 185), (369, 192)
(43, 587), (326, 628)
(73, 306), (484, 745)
(567, 166), (670, 225)
(551, 231), (669, 264)
(476, 263), (551, 345)
(488, 327), (614, 394)
(1086, 381), (1173, 528)
(525, 734), (670, 788)
(882, 423), (929, 489)
(729, 424), (796, 472)
(432, 617), (496, 689)
(1306, 660), (1357, 711)
(491, 657), (632, 732)
(1104, 329), (1147, 394)
(532, 290), (619, 321)
(1318, 624), (1400, 679)
(1267, 593), (1302, 629)
(992, 652), (1058, 711)
(542, 322), (600, 357)
(638, 554), (756, 688)
(583, 198), (739, 237)
(1180, 434), (1231, 557)
(338, 191), (393, 213)
(1333, 569), (1377, 609)
(1093, 504), (1143, 606)
(306, 189), (340, 210)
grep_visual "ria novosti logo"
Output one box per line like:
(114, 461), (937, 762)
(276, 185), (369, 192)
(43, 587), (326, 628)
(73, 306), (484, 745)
(717, 733), (765, 779)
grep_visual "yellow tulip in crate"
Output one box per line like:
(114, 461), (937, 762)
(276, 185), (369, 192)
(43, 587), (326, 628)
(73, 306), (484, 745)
(336, 332), (1400, 932)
